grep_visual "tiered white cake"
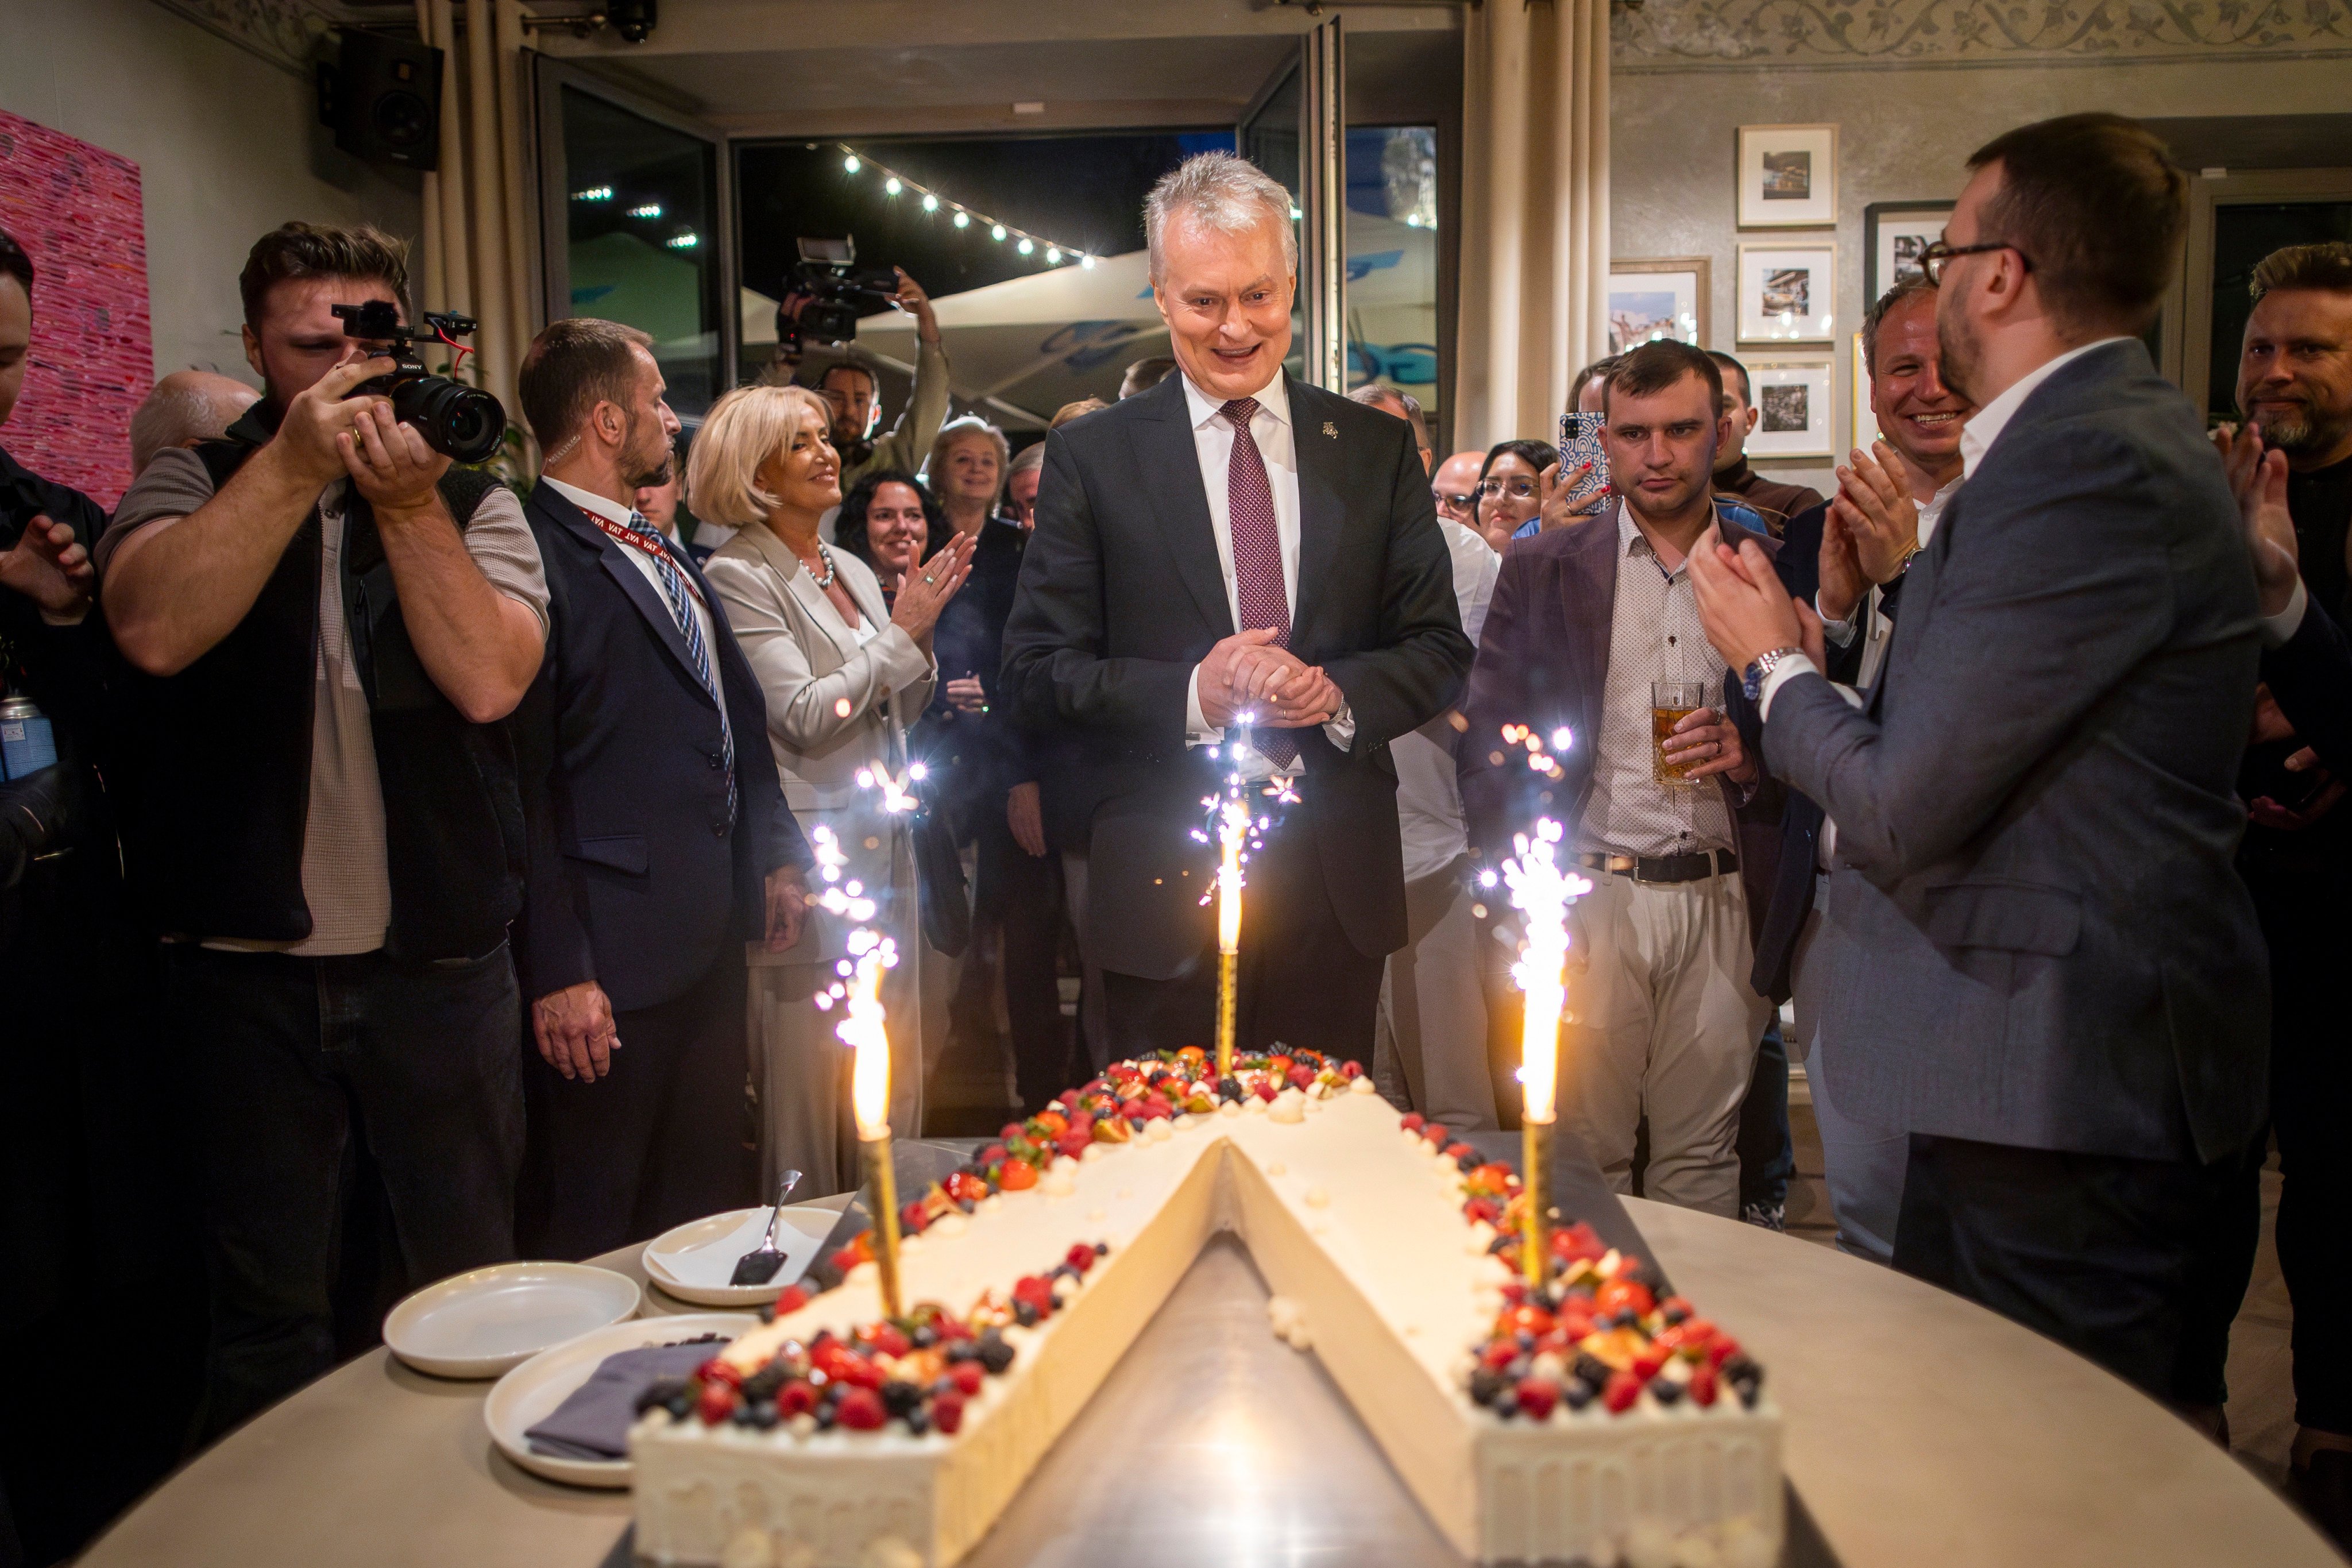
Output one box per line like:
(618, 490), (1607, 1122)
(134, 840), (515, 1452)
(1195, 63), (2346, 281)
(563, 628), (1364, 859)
(631, 1056), (1781, 1568)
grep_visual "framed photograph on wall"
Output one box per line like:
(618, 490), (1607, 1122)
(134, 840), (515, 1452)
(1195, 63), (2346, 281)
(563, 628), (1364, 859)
(1737, 124), (1838, 229)
(1745, 359), (1836, 460)
(1606, 257), (1710, 354)
(1737, 241), (1838, 345)
(1864, 200), (1956, 303)
(1851, 331), (1882, 455)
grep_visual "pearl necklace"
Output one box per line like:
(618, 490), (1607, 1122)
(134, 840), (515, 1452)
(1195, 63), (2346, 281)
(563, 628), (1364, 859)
(801, 542), (838, 590)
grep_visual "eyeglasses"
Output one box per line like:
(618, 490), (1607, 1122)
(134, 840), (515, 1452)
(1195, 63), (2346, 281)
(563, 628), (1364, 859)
(1918, 239), (2033, 286)
(1434, 489), (1477, 511)
(1478, 478), (1539, 501)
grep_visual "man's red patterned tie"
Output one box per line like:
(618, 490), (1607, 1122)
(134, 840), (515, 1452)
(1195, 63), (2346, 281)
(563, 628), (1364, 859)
(1222, 397), (1297, 767)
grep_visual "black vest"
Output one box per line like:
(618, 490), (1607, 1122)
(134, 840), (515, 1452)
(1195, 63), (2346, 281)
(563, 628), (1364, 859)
(122, 405), (527, 960)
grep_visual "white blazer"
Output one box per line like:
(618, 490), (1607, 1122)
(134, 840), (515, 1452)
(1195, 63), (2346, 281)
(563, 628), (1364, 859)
(704, 523), (939, 814)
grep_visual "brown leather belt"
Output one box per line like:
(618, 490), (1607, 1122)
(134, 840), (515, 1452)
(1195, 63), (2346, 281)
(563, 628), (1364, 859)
(1573, 848), (1738, 885)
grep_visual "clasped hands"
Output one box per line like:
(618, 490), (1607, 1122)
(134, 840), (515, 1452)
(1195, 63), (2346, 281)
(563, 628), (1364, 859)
(1198, 626), (1343, 731)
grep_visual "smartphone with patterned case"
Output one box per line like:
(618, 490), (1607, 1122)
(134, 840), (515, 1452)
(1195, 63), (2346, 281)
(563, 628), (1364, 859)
(1557, 411), (1612, 516)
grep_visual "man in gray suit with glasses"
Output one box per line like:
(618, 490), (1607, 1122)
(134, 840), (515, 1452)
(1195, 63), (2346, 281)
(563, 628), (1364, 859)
(1689, 114), (2269, 1424)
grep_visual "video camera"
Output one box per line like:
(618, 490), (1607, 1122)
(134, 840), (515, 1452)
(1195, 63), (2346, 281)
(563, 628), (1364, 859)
(330, 300), (508, 465)
(773, 237), (900, 356)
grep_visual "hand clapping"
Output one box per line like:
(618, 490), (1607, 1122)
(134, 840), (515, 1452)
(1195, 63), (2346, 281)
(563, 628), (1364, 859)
(887, 530), (976, 647)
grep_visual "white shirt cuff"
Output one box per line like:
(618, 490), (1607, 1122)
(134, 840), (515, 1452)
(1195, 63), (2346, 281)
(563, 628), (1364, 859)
(1817, 593), (1863, 647)
(1323, 699), (1355, 752)
(1185, 665), (1216, 747)
(1756, 654), (1822, 723)
(39, 605), (91, 627)
(2260, 577), (2308, 650)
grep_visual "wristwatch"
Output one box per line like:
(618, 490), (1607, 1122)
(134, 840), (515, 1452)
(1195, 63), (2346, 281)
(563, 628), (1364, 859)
(1741, 645), (1807, 705)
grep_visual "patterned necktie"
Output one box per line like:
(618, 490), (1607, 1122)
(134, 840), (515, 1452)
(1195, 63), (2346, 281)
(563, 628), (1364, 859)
(627, 511), (736, 824)
(1222, 398), (1297, 767)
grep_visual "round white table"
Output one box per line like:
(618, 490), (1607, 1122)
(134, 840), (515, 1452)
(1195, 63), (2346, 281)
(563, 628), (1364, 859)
(76, 1200), (2345, 1567)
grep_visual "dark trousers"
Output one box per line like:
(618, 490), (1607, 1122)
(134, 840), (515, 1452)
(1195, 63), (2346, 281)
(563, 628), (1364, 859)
(2239, 845), (2352, 1434)
(521, 949), (755, 1262)
(1735, 1019), (1795, 1218)
(974, 812), (1080, 1114)
(1893, 1131), (2249, 1408)
(167, 940), (523, 1438)
(1102, 817), (1384, 1065)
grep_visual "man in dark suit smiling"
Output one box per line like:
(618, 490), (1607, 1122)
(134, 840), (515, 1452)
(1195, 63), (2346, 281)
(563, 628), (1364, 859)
(1002, 152), (1471, 1064)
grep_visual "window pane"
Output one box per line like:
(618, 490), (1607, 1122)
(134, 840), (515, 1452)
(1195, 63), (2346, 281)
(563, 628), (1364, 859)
(1344, 126), (1439, 430)
(1242, 67), (1307, 383)
(561, 86), (723, 416)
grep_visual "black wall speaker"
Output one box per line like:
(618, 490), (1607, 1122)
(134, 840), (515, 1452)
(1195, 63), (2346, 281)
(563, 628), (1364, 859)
(317, 31), (443, 172)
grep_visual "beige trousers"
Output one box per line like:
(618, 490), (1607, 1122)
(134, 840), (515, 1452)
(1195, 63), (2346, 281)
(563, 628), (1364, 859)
(1562, 867), (1770, 1218)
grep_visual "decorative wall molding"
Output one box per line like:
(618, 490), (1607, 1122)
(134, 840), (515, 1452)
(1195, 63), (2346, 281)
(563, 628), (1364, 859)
(1614, 0), (2352, 69)
(146, 0), (350, 78)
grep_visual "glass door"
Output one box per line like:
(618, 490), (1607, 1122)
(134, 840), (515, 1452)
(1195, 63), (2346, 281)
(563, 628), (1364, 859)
(2169, 168), (2352, 422)
(533, 61), (735, 420)
(1239, 17), (1346, 392)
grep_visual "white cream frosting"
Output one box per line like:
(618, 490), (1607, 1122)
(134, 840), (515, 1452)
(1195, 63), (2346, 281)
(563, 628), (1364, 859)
(632, 1091), (1781, 1567)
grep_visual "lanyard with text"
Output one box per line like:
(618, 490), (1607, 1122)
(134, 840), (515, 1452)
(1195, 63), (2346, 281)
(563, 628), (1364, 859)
(584, 510), (709, 610)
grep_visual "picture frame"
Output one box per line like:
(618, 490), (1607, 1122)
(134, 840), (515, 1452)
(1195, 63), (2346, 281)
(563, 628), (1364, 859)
(1737, 123), (1838, 229)
(1744, 358), (1836, 460)
(1606, 257), (1710, 354)
(1736, 241), (1839, 345)
(1863, 200), (1956, 304)
(1851, 331), (1882, 455)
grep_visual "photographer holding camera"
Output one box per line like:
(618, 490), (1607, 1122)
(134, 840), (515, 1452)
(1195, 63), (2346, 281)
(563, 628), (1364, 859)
(96, 222), (549, 1436)
(773, 261), (949, 499)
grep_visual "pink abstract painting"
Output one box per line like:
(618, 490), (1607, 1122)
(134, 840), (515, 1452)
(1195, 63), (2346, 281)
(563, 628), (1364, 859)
(0, 108), (152, 509)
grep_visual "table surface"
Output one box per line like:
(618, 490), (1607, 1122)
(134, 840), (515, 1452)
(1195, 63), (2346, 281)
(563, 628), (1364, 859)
(78, 1200), (2346, 1568)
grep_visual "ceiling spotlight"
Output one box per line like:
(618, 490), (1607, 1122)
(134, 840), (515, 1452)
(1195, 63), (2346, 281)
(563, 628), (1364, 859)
(921, 192), (939, 213)
(991, 223), (1007, 242)
(571, 186), (613, 202)
(627, 202), (662, 218)
(952, 211), (970, 229)
(843, 154), (861, 173)
(1017, 237), (1034, 256)
(885, 176), (902, 196)
(666, 231), (699, 249)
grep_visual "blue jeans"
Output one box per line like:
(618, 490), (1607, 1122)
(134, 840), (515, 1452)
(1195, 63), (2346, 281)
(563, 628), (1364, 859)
(165, 940), (523, 1438)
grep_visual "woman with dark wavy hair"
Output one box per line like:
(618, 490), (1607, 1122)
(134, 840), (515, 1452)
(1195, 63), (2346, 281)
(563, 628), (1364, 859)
(834, 468), (951, 609)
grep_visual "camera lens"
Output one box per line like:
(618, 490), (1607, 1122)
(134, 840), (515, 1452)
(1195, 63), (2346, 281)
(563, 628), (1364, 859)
(391, 374), (506, 464)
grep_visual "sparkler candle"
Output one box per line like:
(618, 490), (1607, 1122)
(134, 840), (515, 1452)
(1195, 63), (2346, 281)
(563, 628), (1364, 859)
(1503, 818), (1582, 1288)
(1213, 794), (1249, 1079)
(838, 930), (905, 1320)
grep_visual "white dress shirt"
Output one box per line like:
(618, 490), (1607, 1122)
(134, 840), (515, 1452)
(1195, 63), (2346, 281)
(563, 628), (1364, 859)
(1176, 371), (1355, 771)
(1760, 337), (2133, 723)
(541, 474), (720, 667)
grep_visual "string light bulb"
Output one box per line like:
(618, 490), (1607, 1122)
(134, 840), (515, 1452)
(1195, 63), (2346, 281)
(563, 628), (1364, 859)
(952, 210), (970, 228)
(991, 223), (1008, 242)
(843, 154), (862, 173)
(831, 143), (1091, 271)
(921, 192), (939, 213)
(885, 176), (902, 195)
(1045, 246), (1061, 264)
(1017, 237), (1034, 256)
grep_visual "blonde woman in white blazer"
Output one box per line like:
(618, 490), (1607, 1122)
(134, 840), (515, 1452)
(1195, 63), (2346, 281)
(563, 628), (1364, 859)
(691, 384), (975, 1196)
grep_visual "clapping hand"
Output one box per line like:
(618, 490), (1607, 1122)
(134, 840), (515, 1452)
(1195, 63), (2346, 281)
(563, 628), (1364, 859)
(2214, 422), (2299, 618)
(887, 530), (975, 648)
(1689, 524), (1821, 677)
(0, 513), (95, 618)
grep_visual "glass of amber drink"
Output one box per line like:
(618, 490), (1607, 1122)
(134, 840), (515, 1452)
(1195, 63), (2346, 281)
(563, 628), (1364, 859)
(1653, 680), (1706, 783)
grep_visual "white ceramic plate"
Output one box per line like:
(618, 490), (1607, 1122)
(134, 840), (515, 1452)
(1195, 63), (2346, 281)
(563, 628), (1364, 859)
(640, 1194), (852, 1307)
(383, 1261), (642, 1380)
(484, 1311), (758, 1488)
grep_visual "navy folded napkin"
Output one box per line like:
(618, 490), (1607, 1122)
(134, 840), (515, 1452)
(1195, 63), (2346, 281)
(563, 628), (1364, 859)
(524, 1337), (729, 1461)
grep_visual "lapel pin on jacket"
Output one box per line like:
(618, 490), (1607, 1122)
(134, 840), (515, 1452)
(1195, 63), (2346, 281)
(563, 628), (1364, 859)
(1322, 421), (1338, 439)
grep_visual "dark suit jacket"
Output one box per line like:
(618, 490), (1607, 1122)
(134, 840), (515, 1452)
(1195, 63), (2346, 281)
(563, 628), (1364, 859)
(2261, 592), (2352, 780)
(513, 484), (809, 1014)
(1763, 339), (2268, 1164)
(1458, 507), (1783, 929)
(1000, 373), (1472, 979)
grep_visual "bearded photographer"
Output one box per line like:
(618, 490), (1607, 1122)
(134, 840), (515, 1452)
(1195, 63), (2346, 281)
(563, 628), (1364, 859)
(96, 222), (549, 1437)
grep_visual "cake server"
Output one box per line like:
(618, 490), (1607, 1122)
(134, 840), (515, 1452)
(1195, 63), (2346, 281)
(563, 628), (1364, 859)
(729, 1169), (804, 1285)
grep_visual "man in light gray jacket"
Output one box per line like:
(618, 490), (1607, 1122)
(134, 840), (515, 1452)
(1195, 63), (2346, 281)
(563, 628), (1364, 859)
(1690, 113), (2269, 1419)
